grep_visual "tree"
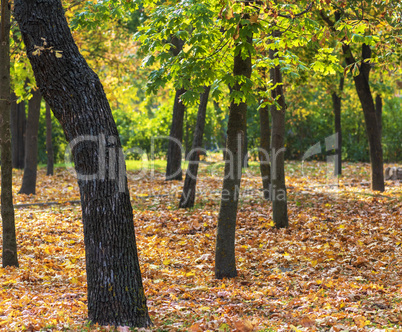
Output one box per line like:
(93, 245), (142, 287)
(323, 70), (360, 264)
(10, 93), (26, 169)
(331, 75), (344, 176)
(259, 99), (271, 200)
(215, 27), (253, 279)
(19, 88), (41, 195)
(342, 42), (384, 191)
(269, 38), (289, 228)
(14, 0), (151, 327)
(318, 0), (402, 191)
(179, 86), (210, 208)
(45, 102), (54, 176)
(166, 36), (186, 181)
(1, 0), (19, 267)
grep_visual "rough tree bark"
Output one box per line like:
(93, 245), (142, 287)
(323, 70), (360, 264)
(269, 38), (288, 228)
(19, 88), (41, 194)
(331, 76), (344, 176)
(215, 31), (252, 279)
(179, 86), (210, 208)
(46, 102), (54, 175)
(10, 93), (26, 169)
(166, 36), (186, 181)
(15, 0), (151, 327)
(259, 101), (271, 200)
(1, 0), (19, 267)
(342, 43), (384, 191)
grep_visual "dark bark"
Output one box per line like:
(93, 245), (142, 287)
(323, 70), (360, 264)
(375, 94), (382, 142)
(179, 86), (210, 208)
(259, 102), (271, 200)
(1, 0), (19, 267)
(215, 33), (252, 279)
(166, 36), (186, 181)
(213, 100), (227, 159)
(331, 76), (344, 176)
(19, 88), (41, 195)
(165, 87), (185, 180)
(269, 42), (288, 228)
(10, 93), (26, 169)
(46, 102), (54, 175)
(15, 0), (151, 327)
(342, 43), (384, 191)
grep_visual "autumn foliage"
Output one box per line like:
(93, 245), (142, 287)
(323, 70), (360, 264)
(0, 161), (401, 331)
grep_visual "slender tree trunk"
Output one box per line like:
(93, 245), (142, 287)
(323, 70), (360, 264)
(331, 76), (344, 176)
(213, 100), (227, 159)
(184, 109), (190, 159)
(270, 42), (288, 228)
(19, 88), (41, 195)
(10, 93), (26, 169)
(166, 36), (185, 181)
(46, 102), (54, 175)
(242, 121), (248, 168)
(165, 87), (185, 180)
(375, 94), (382, 142)
(342, 43), (384, 191)
(15, 0), (151, 327)
(215, 32), (252, 279)
(259, 102), (271, 200)
(179, 86), (210, 208)
(1, 0), (19, 267)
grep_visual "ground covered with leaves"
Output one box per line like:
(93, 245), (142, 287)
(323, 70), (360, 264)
(0, 161), (401, 331)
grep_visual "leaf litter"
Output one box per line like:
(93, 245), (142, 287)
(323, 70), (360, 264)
(0, 161), (401, 331)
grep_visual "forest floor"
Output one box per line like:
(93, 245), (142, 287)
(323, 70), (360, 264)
(0, 160), (401, 331)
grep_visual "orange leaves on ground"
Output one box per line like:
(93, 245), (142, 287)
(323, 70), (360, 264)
(0, 161), (401, 330)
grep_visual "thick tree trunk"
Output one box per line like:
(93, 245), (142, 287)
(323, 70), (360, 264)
(166, 36), (185, 181)
(179, 86), (210, 208)
(165, 87), (185, 180)
(331, 76), (344, 176)
(15, 0), (151, 327)
(215, 33), (252, 279)
(342, 43), (384, 191)
(259, 102), (271, 200)
(1, 0), (19, 267)
(270, 44), (288, 228)
(10, 93), (26, 169)
(19, 88), (41, 195)
(46, 102), (54, 175)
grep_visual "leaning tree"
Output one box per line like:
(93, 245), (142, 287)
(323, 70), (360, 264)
(14, 0), (151, 327)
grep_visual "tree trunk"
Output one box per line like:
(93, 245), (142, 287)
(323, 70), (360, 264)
(375, 94), (382, 142)
(19, 88), (41, 195)
(10, 93), (26, 169)
(165, 87), (185, 180)
(179, 86), (210, 208)
(242, 121), (248, 168)
(215, 33), (252, 279)
(270, 43), (288, 229)
(166, 36), (185, 181)
(259, 102), (271, 200)
(342, 43), (384, 191)
(46, 102), (54, 175)
(1, 0), (19, 267)
(15, 0), (151, 327)
(331, 76), (344, 176)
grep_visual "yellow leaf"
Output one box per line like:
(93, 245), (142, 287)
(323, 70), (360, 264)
(250, 13), (259, 24)
(163, 259), (171, 265)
